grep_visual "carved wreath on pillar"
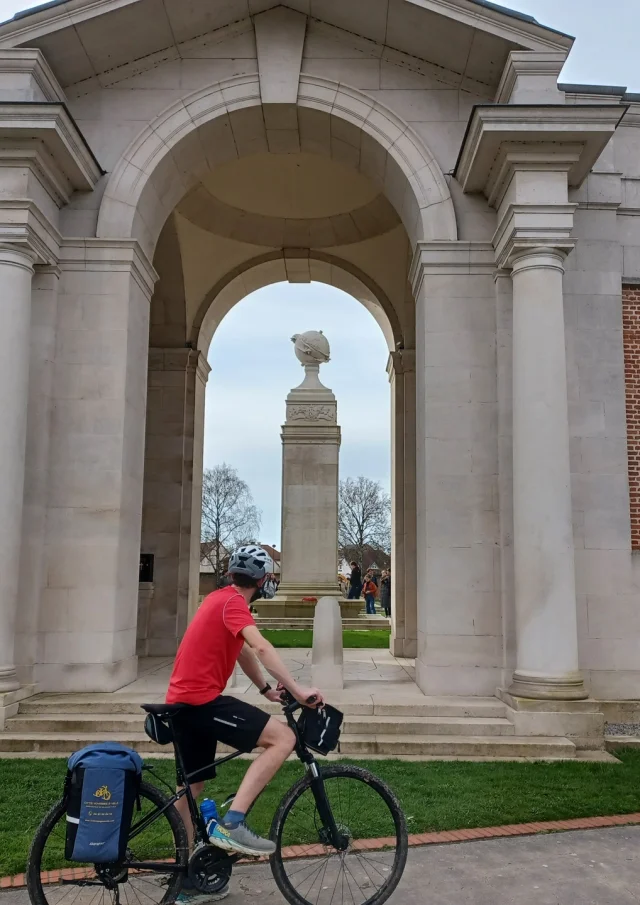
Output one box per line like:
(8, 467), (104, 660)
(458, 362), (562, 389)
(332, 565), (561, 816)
(288, 405), (335, 422)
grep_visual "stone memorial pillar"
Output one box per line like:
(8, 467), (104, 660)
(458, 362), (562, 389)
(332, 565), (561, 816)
(271, 331), (342, 616)
(0, 246), (35, 692)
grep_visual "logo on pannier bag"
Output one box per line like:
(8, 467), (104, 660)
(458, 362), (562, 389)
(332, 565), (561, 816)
(94, 785), (112, 801)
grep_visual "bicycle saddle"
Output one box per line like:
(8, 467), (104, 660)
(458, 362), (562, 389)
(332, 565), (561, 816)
(141, 703), (186, 716)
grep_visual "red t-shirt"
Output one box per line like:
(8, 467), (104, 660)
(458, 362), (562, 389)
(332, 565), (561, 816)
(166, 587), (255, 705)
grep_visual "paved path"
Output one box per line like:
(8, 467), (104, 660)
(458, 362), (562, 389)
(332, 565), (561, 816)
(3, 826), (640, 905)
(41, 651), (421, 708)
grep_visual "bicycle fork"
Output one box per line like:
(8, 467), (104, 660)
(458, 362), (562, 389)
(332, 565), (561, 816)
(305, 760), (349, 852)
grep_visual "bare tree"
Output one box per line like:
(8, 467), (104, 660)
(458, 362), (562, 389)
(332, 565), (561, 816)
(338, 476), (391, 567)
(201, 463), (262, 587)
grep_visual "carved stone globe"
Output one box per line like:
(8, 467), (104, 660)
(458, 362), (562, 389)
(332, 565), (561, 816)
(291, 330), (331, 366)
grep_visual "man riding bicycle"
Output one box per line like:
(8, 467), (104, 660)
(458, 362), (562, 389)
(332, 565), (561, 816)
(166, 544), (324, 897)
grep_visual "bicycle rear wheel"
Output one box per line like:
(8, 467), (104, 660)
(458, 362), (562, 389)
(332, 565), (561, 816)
(270, 764), (407, 905)
(27, 780), (188, 905)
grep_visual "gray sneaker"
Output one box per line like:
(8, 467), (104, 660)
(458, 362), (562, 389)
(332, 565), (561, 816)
(209, 820), (276, 857)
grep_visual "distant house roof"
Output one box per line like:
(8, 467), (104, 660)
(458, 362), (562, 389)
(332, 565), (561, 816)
(260, 544), (281, 563)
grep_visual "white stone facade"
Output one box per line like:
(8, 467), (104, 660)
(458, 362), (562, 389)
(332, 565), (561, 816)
(0, 0), (637, 715)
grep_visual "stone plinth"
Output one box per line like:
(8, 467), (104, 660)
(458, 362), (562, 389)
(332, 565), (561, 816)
(254, 598), (362, 619)
(272, 331), (342, 612)
(312, 596), (344, 690)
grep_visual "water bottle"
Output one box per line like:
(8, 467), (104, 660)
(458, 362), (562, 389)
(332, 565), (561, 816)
(200, 798), (218, 835)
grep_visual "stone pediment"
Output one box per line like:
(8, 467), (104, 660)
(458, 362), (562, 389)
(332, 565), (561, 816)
(0, 0), (572, 92)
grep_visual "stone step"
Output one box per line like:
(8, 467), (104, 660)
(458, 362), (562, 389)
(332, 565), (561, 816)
(0, 730), (576, 759)
(18, 694), (507, 719)
(6, 712), (513, 738)
(342, 716), (515, 737)
(338, 734), (577, 759)
(6, 713), (148, 733)
(0, 731), (182, 755)
(605, 736), (640, 751)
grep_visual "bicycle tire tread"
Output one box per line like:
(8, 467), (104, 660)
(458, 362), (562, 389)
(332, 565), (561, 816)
(269, 763), (408, 905)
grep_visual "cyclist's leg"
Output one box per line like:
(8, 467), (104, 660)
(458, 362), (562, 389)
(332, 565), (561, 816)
(175, 780), (204, 848)
(228, 716), (295, 813)
(204, 699), (294, 856)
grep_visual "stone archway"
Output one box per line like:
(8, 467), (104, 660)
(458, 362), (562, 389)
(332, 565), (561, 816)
(139, 249), (418, 659)
(106, 75), (452, 662)
(97, 74), (457, 252)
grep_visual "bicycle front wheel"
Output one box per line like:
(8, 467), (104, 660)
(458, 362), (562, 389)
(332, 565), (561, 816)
(27, 780), (188, 905)
(270, 764), (407, 905)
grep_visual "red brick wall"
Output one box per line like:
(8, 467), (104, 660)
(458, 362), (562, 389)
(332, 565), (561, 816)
(623, 285), (640, 549)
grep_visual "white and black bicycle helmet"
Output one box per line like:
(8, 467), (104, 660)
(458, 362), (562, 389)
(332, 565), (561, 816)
(228, 545), (272, 581)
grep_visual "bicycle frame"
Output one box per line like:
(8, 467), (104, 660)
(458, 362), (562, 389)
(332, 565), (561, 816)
(123, 699), (346, 874)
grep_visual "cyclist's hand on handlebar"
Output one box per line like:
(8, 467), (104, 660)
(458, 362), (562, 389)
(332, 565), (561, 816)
(295, 686), (325, 708)
(264, 688), (284, 704)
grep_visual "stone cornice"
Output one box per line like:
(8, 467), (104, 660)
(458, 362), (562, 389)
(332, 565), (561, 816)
(0, 49), (66, 102)
(406, 0), (573, 53)
(59, 238), (158, 297)
(495, 50), (566, 104)
(620, 104), (640, 129)
(0, 147), (73, 208)
(0, 199), (61, 264)
(281, 424), (341, 446)
(410, 240), (495, 296)
(455, 104), (627, 198)
(0, 103), (102, 196)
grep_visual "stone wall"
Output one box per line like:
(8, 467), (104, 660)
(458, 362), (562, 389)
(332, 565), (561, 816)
(623, 284), (640, 549)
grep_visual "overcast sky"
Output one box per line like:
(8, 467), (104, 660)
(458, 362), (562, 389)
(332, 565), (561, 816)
(1, 0), (637, 543)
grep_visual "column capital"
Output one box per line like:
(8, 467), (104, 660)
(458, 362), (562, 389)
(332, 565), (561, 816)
(510, 245), (569, 276)
(0, 243), (36, 272)
(60, 238), (157, 297)
(494, 203), (576, 270)
(0, 200), (61, 265)
(387, 348), (416, 379)
(410, 241), (495, 296)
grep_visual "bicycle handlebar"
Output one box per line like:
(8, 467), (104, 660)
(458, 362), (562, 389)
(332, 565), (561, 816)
(279, 686), (318, 714)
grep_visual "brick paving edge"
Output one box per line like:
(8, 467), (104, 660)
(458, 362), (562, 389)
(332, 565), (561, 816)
(3, 812), (640, 889)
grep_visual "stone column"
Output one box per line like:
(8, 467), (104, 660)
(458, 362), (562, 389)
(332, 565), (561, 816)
(139, 348), (209, 655)
(0, 245), (35, 692)
(509, 246), (586, 700)
(388, 349), (418, 658)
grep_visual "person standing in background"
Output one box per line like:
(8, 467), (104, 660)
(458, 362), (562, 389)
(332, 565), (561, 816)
(348, 561), (362, 599)
(363, 572), (377, 615)
(380, 569), (391, 618)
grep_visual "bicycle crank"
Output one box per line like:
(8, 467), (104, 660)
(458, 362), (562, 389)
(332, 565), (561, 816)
(188, 844), (234, 893)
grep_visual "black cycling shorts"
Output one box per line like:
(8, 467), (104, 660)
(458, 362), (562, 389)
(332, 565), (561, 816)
(172, 695), (271, 783)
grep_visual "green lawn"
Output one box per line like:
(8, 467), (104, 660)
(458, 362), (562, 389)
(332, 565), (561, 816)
(262, 629), (391, 648)
(3, 751), (640, 877)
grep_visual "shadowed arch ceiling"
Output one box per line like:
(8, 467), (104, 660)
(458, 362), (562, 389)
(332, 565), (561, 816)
(175, 150), (401, 248)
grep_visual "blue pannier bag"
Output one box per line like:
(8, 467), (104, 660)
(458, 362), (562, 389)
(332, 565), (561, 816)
(64, 743), (143, 863)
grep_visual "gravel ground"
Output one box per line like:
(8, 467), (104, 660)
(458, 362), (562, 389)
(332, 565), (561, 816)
(605, 722), (640, 736)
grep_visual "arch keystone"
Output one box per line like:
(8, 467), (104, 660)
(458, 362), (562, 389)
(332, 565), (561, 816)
(255, 6), (307, 107)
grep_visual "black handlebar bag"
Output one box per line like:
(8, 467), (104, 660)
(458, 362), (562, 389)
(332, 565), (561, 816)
(64, 743), (143, 863)
(298, 704), (343, 755)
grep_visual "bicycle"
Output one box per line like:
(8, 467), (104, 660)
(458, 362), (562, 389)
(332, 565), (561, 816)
(27, 693), (408, 905)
